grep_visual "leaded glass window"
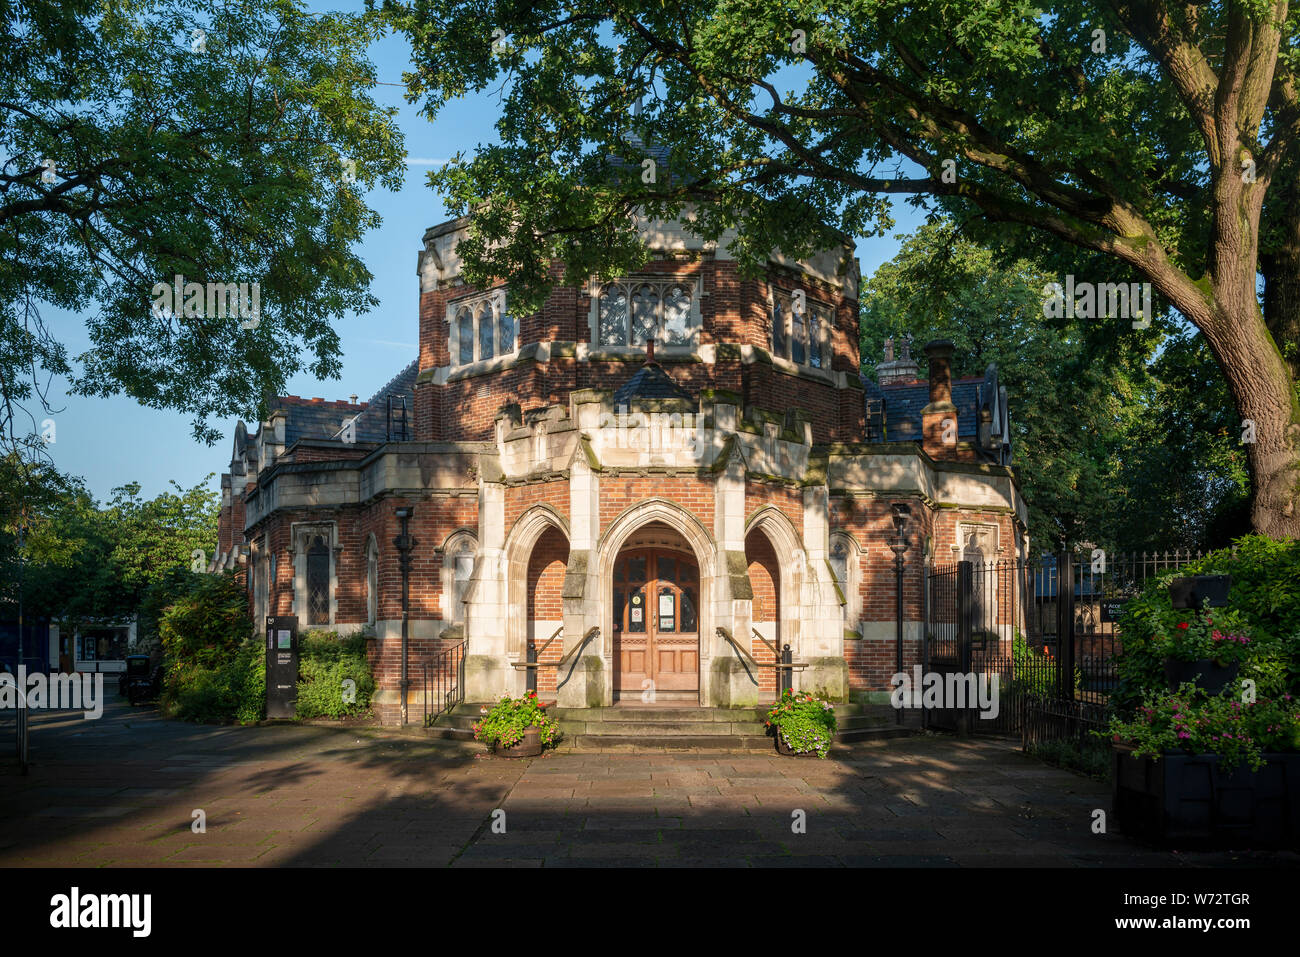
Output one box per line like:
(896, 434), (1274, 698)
(599, 286), (629, 345)
(306, 535), (330, 625)
(594, 278), (697, 346)
(631, 284), (659, 343)
(477, 302), (493, 359)
(457, 307), (474, 364)
(499, 309), (516, 353)
(663, 285), (690, 344)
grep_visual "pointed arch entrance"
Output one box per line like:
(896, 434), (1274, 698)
(610, 522), (701, 702)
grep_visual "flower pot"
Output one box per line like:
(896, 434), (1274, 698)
(774, 732), (820, 757)
(493, 726), (543, 758)
(1162, 656), (1240, 694)
(1113, 745), (1300, 847)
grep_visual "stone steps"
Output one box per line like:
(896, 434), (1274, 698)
(422, 700), (916, 749)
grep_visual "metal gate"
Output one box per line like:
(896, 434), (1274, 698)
(921, 549), (1211, 740)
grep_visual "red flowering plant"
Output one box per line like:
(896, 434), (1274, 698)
(1156, 604), (1255, 667)
(472, 691), (561, 749)
(1103, 683), (1300, 771)
(765, 688), (837, 758)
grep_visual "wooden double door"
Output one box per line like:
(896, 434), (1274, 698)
(613, 549), (700, 697)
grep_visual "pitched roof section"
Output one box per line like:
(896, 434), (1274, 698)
(259, 358), (418, 448)
(336, 359), (419, 442)
(877, 378), (983, 442)
(612, 361), (697, 409)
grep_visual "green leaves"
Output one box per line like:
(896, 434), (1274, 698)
(2, 0), (406, 448)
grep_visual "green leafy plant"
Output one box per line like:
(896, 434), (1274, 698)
(1103, 684), (1300, 772)
(765, 689), (837, 758)
(1159, 605), (1255, 666)
(1010, 632), (1081, 697)
(1114, 536), (1300, 709)
(472, 691), (561, 749)
(295, 630), (375, 719)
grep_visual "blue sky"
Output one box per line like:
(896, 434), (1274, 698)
(41, 6), (926, 504)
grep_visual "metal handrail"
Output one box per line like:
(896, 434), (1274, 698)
(422, 640), (466, 727)
(557, 626), (599, 669)
(750, 628), (780, 661)
(511, 625), (564, 670)
(717, 626), (807, 672)
(510, 626), (599, 671)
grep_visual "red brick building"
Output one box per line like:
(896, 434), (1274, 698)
(213, 214), (1027, 723)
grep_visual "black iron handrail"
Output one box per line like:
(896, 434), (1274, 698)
(422, 640), (466, 728)
(510, 627), (599, 693)
(717, 627), (806, 673)
(511, 625), (564, 671)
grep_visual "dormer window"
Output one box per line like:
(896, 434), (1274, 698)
(593, 277), (700, 347)
(448, 291), (514, 367)
(770, 289), (830, 370)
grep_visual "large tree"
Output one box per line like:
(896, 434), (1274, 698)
(1, 0), (405, 459)
(384, 0), (1300, 539)
(862, 218), (1250, 551)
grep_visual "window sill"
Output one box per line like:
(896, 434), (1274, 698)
(442, 349), (524, 381)
(583, 342), (708, 362)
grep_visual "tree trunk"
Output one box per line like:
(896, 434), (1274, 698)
(1199, 301), (1300, 541)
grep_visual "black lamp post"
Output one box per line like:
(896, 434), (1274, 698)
(393, 506), (415, 726)
(16, 508), (28, 773)
(889, 503), (912, 725)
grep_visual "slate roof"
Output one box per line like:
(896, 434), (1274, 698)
(612, 361), (696, 409)
(335, 359), (419, 442)
(252, 358), (418, 450)
(871, 377), (984, 442)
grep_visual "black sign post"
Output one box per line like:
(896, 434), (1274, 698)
(265, 616), (299, 719)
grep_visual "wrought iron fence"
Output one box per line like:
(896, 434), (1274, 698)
(920, 549), (1214, 750)
(422, 640), (465, 728)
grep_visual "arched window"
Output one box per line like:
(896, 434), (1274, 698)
(791, 301), (806, 364)
(456, 307), (474, 365)
(498, 306), (516, 354)
(830, 540), (849, 591)
(477, 301), (494, 359)
(366, 537), (378, 627)
(599, 285), (629, 345)
(771, 290), (830, 370)
(829, 532), (861, 635)
(593, 278), (699, 347)
(306, 535), (331, 626)
(631, 284), (659, 343)
(663, 285), (691, 344)
(448, 291), (513, 367)
(809, 308), (823, 369)
(771, 298), (786, 357)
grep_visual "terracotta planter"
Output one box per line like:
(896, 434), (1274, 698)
(1163, 656), (1240, 694)
(493, 726), (543, 758)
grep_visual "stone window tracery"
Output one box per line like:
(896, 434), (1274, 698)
(594, 277), (700, 347)
(448, 291), (513, 366)
(770, 288), (831, 370)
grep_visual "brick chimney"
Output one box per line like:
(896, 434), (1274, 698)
(920, 339), (958, 458)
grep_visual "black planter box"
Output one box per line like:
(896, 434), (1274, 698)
(1113, 746), (1300, 847)
(1162, 656), (1240, 694)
